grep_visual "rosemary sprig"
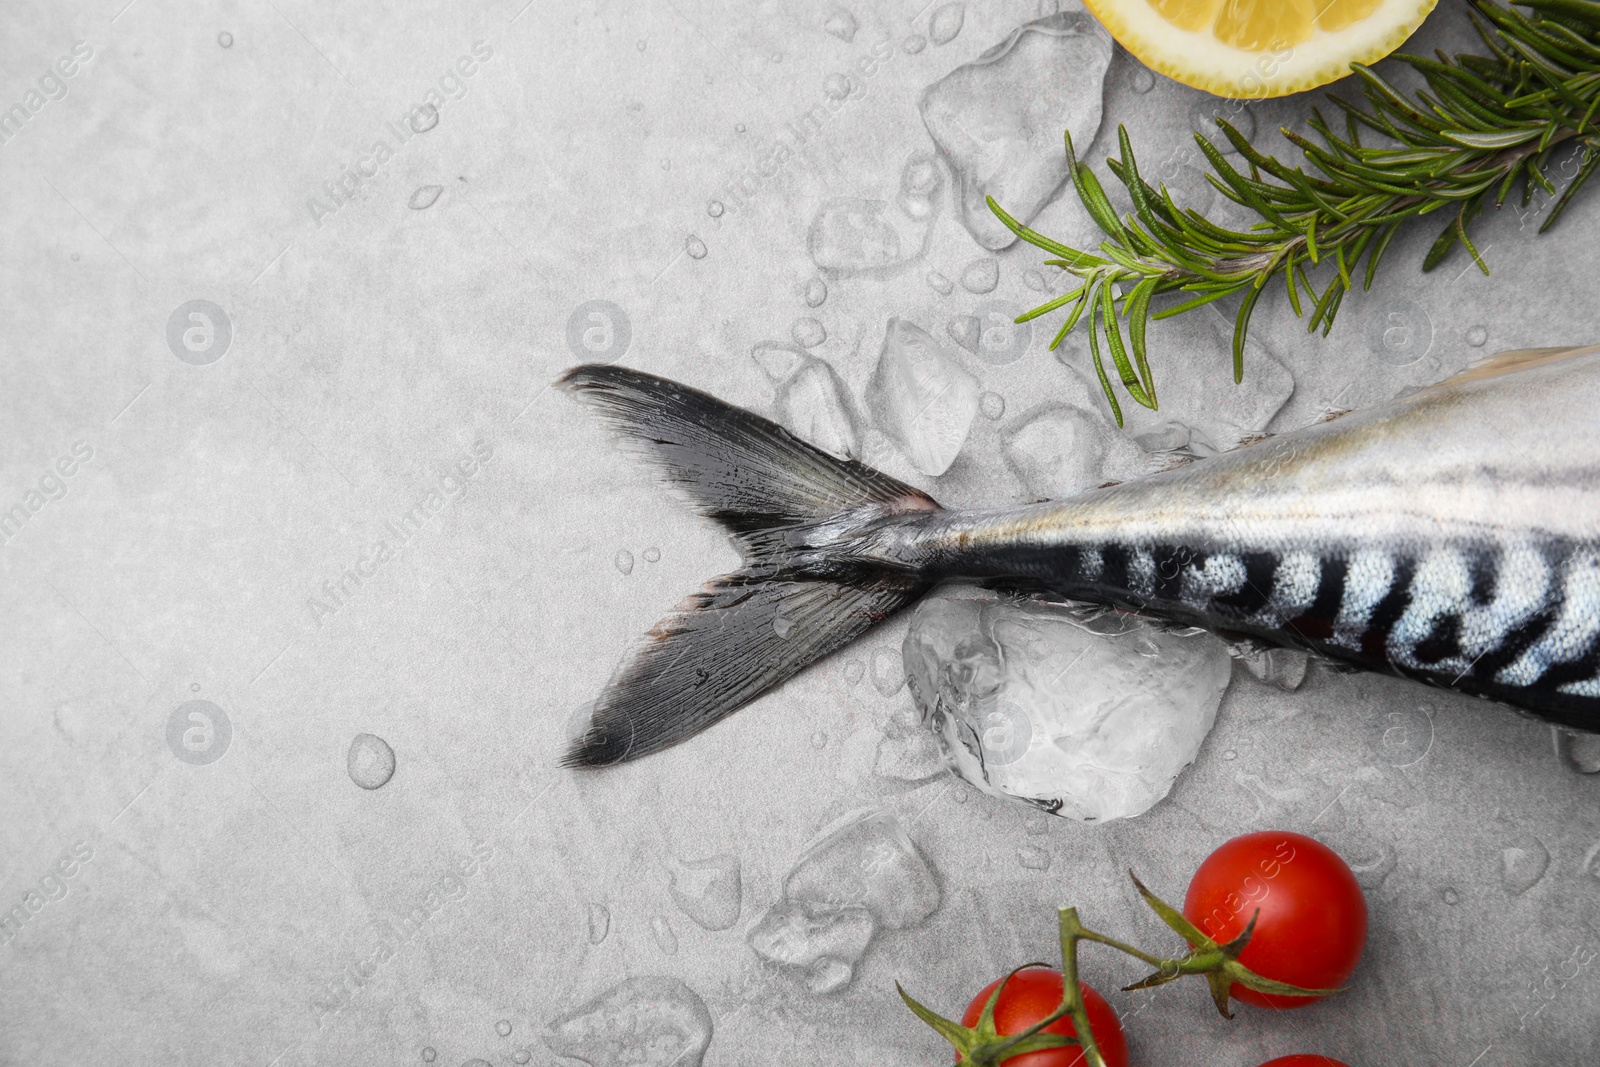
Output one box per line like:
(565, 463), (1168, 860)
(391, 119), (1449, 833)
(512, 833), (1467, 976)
(997, 0), (1600, 421)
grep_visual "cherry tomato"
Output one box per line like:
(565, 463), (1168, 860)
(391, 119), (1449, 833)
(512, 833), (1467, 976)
(1183, 831), (1367, 1010)
(957, 967), (1129, 1067)
(1257, 1058), (1352, 1066)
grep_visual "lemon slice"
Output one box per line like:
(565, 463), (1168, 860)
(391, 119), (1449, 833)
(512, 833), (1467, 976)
(1084, 0), (1437, 98)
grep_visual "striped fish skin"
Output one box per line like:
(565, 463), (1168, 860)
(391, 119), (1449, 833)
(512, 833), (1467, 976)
(886, 346), (1600, 731)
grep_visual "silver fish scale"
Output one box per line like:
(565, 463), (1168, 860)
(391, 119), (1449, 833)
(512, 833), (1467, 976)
(910, 347), (1600, 731)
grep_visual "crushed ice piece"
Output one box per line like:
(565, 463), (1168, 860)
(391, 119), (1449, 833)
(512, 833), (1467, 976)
(767, 350), (861, 460)
(808, 198), (921, 275)
(1018, 845), (1051, 870)
(347, 733), (396, 790)
(1119, 309), (1295, 454)
(874, 730), (946, 781)
(865, 318), (980, 476)
(904, 592), (1231, 822)
(667, 854), (742, 930)
(642, 546), (661, 563)
(750, 340), (805, 383)
(1556, 728), (1600, 773)
(947, 315), (980, 353)
(1501, 833), (1551, 896)
(685, 235), (708, 259)
(920, 11), (1112, 250)
(870, 645), (907, 696)
(930, 2), (966, 45)
(614, 549), (635, 575)
(408, 185), (443, 210)
(959, 256), (998, 294)
(1236, 646), (1311, 691)
(650, 915), (678, 954)
(926, 270), (954, 295)
(544, 977), (713, 1067)
(783, 809), (940, 929)
(979, 392), (1005, 420)
(1002, 403), (1141, 498)
(747, 901), (874, 993)
(496, 1020), (513, 1037)
(903, 34), (928, 54)
(824, 8), (859, 41)
(791, 316), (827, 348)
(804, 277), (828, 308)
(586, 903), (610, 944)
(898, 152), (944, 220)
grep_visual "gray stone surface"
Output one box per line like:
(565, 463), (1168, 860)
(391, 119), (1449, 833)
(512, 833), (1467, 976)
(1, 2), (1599, 1065)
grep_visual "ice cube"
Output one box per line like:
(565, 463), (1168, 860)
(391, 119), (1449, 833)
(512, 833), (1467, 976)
(775, 354), (862, 460)
(1118, 307), (1296, 454)
(1002, 403), (1142, 497)
(807, 198), (927, 276)
(782, 809), (940, 929)
(904, 592), (1232, 823)
(746, 901), (875, 993)
(919, 11), (1113, 250)
(865, 317), (980, 476)
(824, 8), (859, 42)
(667, 854), (742, 931)
(544, 976), (713, 1067)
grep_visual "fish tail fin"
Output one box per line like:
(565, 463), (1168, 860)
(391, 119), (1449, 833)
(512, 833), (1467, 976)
(557, 363), (941, 767)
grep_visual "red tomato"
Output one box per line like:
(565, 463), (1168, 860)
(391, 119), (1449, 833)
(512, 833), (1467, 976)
(1183, 831), (1367, 1010)
(1258, 1058), (1352, 1066)
(957, 967), (1129, 1067)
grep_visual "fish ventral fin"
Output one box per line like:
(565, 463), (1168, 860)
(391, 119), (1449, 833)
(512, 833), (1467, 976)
(557, 364), (940, 767)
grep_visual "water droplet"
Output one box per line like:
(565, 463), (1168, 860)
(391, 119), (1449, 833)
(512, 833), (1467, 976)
(637, 39), (647, 51)
(347, 733), (396, 790)
(651, 915), (679, 954)
(926, 270), (953, 296)
(773, 614), (795, 638)
(1023, 269), (1046, 292)
(513, 1052), (530, 1065)
(824, 73), (852, 100)
(870, 646), (906, 696)
(1192, 99), (1255, 151)
(844, 659), (865, 684)
(70, 252), (80, 261)
(791, 316), (827, 348)
(902, 34), (927, 54)
(1131, 67), (1154, 93)
(422, 1050), (437, 1064)
(685, 235), (707, 259)
(804, 277), (828, 308)
(735, 122), (746, 133)
(1441, 887), (1460, 905)
(614, 549), (635, 575)
(1466, 324), (1489, 347)
(496, 1019), (512, 1037)
(947, 315), (980, 353)
(929, 2), (966, 45)
(960, 256), (999, 294)
(1222, 749), (1237, 761)
(771, 51), (783, 63)
(642, 546), (661, 563)
(586, 902), (610, 944)
(190, 682), (201, 692)
(661, 158), (671, 170)
(408, 185), (444, 210)
(217, 31), (234, 48)
(811, 730), (829, 749)
(824, 9), (859, 42)
(706, 200), (724, 217)
(979, 392), (1005, 420)
(409, 103), (439, 133)
(1501, 833), (1551, 895)
(1018, 845), (1051, 870)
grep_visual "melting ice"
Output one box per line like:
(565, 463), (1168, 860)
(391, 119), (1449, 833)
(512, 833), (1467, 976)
(920, 10), (1113, 250)
(904, 591), (1232, 822)
(865, 318), (979, 476)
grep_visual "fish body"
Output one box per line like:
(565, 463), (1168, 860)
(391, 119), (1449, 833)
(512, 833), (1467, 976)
(560, 346), (1600, 766)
